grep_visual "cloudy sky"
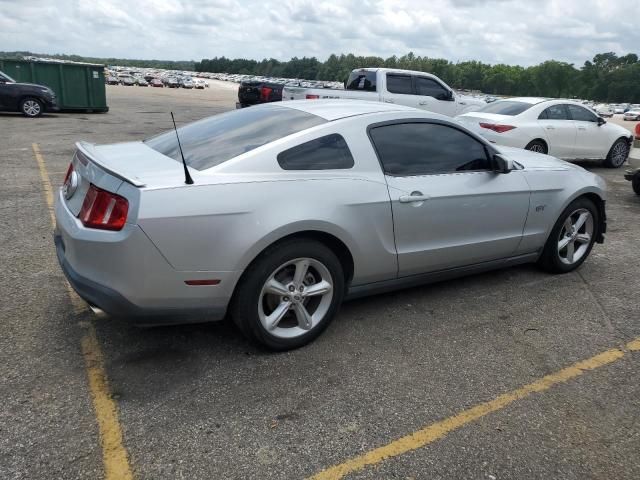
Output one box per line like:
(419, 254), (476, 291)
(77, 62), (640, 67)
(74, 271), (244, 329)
(1, 0), (638, 66)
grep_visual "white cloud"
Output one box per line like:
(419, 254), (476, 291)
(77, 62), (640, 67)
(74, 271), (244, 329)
(0, 0), (638, 66)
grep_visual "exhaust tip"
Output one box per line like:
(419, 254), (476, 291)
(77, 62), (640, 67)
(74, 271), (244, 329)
(88, 304), (107, 318)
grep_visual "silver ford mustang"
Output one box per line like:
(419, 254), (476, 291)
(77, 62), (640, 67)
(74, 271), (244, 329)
(54, 100), (607, 350)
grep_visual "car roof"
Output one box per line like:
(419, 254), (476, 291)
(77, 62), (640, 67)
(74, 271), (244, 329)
(275, 99), (421, 121)
(503, 97), (549, 104)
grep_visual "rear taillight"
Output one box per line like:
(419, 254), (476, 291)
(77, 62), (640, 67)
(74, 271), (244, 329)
(260, 86), (273, 101)
(63, 163), (74, 184)
(306, 94), (320, 99)
(78, 184), (128, 231)
(479, 123), (516, 133)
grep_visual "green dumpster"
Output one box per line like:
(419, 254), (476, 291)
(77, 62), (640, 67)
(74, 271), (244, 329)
(0, 59), (108, 112)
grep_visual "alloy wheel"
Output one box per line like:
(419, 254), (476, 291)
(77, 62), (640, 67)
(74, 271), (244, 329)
(23, 100), (41, 117)
(557, 208), (594, 265)
(529, 144), (545, 153)
(610, 142), (628, 167)
(258, 257), (334, 339)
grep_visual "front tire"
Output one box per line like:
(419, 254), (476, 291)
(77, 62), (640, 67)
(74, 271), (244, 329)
(230, 239), (345, 350)
(20, 97), (43, 117)
(538, 197), (598, 273)
(525, 139), (548, 154)
(603, 138), (629, 168)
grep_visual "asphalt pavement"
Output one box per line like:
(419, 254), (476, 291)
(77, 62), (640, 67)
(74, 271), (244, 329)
(1, 85), (639, 480)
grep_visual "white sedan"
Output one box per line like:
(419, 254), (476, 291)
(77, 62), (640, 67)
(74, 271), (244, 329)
(456, 98), (633, 168)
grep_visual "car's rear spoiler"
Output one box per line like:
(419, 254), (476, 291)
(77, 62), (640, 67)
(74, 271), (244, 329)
(75, 141), (146, 187)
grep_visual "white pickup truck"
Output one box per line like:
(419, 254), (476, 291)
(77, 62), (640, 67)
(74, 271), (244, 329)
(282, 68), (485, 117)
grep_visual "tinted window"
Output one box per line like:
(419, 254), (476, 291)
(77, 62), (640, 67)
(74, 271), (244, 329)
(278, 134), (354, 170)
(370, 123), (490, 176)
(539, 104), (569, 120)
(345, 70), (377, 91)
(567, 104), (598, 122)
(414, 77), (448, 99)
(478, 101), (533, 116)
(145, 105), (326, 171)
(386, 74), (413, 95)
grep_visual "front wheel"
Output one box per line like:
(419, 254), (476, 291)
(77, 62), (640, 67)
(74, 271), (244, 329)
(231, 239), (345, 350)
(20, 98), (43, 117)
(603, 138), (629, 168)
(538, 197), (598, 273)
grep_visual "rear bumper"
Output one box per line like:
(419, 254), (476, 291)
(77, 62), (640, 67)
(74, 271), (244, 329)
(55, 234), (227, 324)
(54, 189), (230, 324)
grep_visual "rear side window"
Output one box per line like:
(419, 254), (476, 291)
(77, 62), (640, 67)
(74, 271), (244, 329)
(386, 74), (413, 95)
(277, 134), (354, 170)
(539, 104), (569, 120)
(370, 122), (490, 176)
(145, 105), (326, 170)
(478, 101), (533, 116)
(345, 70), (377, 91)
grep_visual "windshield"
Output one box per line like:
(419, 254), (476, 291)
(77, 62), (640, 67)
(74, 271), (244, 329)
(0, 70), (16, 83)
(145, 105), (327, 171)
(477, 100), (533, 116)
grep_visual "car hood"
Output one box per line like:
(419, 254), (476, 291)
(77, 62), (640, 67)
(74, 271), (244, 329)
(495, 146), (578, 171)
(9, 82), (52, 91)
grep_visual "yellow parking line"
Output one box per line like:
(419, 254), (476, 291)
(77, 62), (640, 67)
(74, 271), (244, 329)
(309, 337), (640, 480)
(32, 143), (134, 480)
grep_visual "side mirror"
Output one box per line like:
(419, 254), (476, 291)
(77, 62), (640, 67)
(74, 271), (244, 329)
(438, 90), (454, 101)
(492, 154), (513, 174)
(597, 117), (606, 126)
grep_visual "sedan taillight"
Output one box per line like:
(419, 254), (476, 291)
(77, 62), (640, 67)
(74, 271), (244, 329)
(479, 123), (516, 133)
(78, 184), (129, 231)
(306, 94), (320, 99)
(63, 162), (74, 184)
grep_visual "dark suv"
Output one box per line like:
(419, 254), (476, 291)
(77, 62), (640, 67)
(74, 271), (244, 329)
(236, 80), (284, 108)
(0, 70), (59, 117)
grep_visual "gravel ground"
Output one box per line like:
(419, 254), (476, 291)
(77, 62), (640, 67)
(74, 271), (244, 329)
(1, 84), (639, 480)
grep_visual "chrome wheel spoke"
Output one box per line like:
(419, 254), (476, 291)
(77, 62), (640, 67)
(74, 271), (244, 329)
(292, 303), (313, 330)
(566, 241), (575, 263)
(575, 233), (591, 244)
(303, 280), (332, 297)
(574, 212), (589, 231)
(563, 217), (573, 232)
(292, 259), (309, 286)
(265, 301), (291, 330)
(558, 236), (572, 250)
(264, 278), (289, 296)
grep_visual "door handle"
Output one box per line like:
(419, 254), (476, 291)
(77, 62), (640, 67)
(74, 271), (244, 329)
(384, 99), (394, 103)
(399, 192), (431, 203)
(418, 101), (428, 106)
(578, 126), (586, 130)
(545, 126), (555, 130)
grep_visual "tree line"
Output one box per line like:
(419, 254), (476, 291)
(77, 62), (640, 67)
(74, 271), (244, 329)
(195, 52), (640, 103)
(0, 51), (195, 72)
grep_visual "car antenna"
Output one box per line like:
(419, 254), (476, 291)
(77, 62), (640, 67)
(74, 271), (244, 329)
(170, 112), (194, 185)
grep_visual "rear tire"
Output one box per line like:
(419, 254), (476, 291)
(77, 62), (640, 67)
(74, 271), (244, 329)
(525, 139), (548, 154)
(603, 138), (629, 168)
(538, 197), (599, 274)
(20, 97), (43, 117)
(230, 239), (345, 351)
